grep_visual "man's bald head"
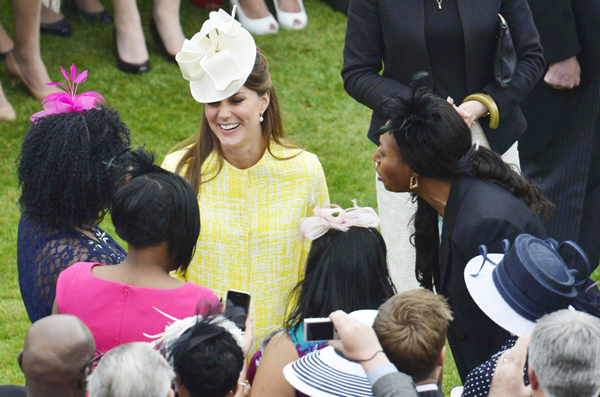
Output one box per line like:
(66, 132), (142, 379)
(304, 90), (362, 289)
(19, 315), (95, 397)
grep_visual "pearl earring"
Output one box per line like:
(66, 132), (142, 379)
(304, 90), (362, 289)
(259, 113), (264, 123)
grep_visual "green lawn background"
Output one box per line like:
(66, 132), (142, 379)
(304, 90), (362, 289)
(1, 1), (598, 394)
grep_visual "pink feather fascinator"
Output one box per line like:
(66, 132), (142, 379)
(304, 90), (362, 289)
(298, 200), (380, 241)
(30, 64), (104, 122)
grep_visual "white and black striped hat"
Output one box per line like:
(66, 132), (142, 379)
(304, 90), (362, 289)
(283, 310), (378, 397)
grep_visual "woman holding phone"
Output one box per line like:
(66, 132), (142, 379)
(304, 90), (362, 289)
(247, 202), (396, 397)
(162, 8), (329, 349)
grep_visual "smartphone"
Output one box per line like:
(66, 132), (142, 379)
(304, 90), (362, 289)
(225, 289), (251, 331)
(304, 317), (337, 342)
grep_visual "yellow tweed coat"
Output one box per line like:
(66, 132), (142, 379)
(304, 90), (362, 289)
(162, 144), (329, 348)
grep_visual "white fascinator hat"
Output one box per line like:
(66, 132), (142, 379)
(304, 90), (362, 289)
(176, 7), (257, 103)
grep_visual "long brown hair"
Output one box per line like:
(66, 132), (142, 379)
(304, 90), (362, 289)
(170, 48), (302, 194)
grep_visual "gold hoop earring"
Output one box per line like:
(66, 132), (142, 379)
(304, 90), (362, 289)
(409, 175), (419, 190)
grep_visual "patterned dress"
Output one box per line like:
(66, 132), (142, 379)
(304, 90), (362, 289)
(247, 325), (326, 397)
(462, 337), (526, 397)
(17, 214), (126, 323)
(162, 144), (329, 349)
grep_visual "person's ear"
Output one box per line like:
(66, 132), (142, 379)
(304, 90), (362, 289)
(167, 389), (175, 397)
(227, 384), (239, 396)
(77, 368), (89, 391)
(437, 346), (446, 366)
(528, 367), (540, 391)
(17, 351), (23, 372)
(260, 91), (270, 114)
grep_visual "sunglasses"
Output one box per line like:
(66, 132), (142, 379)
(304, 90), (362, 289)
(79, 350), (103, 377)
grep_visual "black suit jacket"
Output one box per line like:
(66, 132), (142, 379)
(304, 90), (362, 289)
(342, 0), (545, 154)
(437, 176), (547, 382)
(0, 386), (26, 397)
(519, 0), (600, 156)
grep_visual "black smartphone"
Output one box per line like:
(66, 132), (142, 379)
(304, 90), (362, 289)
(304, 317), (337, 342)
(225, 289), (251, 331)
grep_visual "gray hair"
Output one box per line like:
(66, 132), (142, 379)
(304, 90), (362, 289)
(529, 310), (600, 397)
(87, 342), (175, 397)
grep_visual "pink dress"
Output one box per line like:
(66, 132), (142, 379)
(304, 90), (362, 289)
(56, 262), (220, 353)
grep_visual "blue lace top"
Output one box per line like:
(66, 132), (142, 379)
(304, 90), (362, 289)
(17, 214), (127, 323)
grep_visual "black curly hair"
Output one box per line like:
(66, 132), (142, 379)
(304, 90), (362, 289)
(17, 107), (131, 229)
(168, 315), (244, 397)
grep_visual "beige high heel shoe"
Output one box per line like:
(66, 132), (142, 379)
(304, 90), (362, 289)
(0, 103), (16, 122)
(5, 51), (58, 102)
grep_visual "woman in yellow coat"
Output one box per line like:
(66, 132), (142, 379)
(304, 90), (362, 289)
(162, 8), (329, 349)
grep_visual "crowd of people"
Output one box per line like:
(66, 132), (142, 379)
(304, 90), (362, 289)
(2, 0), (600, 395)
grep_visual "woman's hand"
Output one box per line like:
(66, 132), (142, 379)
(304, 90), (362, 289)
(489, 334), (532, 397)
(242, 317), (254, 358)
(447, 97), (488, 128)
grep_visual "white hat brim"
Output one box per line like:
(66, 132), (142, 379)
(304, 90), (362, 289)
(464, 253), (536, 336)
(283, 346), (373, 397)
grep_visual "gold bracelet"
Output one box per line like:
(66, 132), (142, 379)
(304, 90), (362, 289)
(462, 93), (500, 129)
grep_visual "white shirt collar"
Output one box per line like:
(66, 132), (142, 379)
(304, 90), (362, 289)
(416, 383), (439, 392)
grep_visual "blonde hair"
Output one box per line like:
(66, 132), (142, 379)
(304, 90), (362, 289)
(171, 48), (301, 194)
(374, 290), (453, 383)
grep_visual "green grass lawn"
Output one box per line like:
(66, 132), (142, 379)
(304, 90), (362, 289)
(1, 0), (598, 394)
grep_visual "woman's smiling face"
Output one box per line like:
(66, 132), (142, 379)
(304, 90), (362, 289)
(204, 86), (269, 152)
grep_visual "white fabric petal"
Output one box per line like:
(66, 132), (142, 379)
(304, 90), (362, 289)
(200, 49), (243, 90)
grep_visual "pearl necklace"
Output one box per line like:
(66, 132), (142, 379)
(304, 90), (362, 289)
(436, 0), (442, 9)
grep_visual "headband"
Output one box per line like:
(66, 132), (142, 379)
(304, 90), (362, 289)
(298, 200), (380, 241)
(30, 64), (104, 122)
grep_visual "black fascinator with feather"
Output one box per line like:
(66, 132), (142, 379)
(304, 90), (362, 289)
(378, 72), (442, 144)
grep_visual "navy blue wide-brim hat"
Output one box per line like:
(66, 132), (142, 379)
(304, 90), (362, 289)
(465, 234), (578, 336)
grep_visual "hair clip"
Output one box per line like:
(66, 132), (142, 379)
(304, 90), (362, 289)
(298, 200), (380, 241)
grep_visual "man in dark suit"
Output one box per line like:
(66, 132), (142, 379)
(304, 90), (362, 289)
(519, 0), (600, 267)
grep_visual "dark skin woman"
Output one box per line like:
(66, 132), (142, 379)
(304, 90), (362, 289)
(17, 106), (131, 323)
(373, 85), (550, 381)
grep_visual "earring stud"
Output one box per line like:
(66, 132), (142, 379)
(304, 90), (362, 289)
(259, 113), (264, 123)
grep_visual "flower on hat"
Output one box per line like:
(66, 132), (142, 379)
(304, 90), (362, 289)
(176, 7), (257, 103)
(30, 64), (104, 122)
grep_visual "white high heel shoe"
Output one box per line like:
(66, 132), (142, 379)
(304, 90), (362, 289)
(274, 0), (307, 30)
(231, 0), (279, 35)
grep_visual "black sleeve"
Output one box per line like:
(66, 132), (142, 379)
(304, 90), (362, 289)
(341, 0), (410, 116)
(528, 0), (580, 64)
(481, 0), (546, 120)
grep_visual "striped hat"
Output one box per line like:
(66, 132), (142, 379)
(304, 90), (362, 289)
(283, 310), (377, 397)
